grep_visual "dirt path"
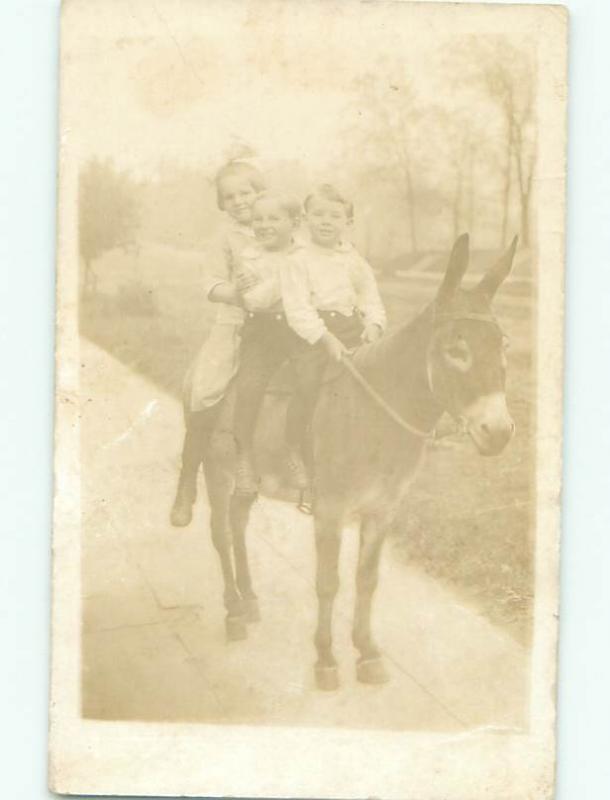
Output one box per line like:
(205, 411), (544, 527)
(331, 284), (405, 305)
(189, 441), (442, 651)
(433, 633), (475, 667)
(81, 339), (528, 732)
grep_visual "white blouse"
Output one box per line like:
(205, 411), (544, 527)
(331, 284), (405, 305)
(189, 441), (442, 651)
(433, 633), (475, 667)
(201, 222), (257, 325)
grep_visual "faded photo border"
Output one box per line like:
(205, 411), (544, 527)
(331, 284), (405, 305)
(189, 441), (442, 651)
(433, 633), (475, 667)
(49, 1), (567, 798)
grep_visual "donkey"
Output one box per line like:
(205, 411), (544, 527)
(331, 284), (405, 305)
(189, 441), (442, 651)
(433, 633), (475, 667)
(201, 233), (518, 688)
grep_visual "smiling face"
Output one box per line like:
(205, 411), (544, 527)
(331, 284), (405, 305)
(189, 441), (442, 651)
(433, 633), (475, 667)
(218, 175), (259, 225)
(305, 194), (351, 248)
(251, 197), (296, 251)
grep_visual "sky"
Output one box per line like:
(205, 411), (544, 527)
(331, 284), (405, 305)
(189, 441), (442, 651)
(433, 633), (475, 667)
(60, 0), (537, 250)
(61, 0), (514, 180)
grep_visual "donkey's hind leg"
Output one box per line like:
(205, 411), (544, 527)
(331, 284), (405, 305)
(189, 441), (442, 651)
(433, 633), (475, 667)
(230, 491), (260, 623)
(202, 460), (247, 642)
(353, 515), (389, 685)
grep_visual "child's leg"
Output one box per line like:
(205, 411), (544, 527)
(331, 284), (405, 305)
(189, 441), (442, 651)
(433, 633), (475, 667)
(233, 318), (288, 491)
(285, 342), (328, 488)
(233, 351), (277, 454)
(284, 313), (365, 488)
(181, 410), (213, 487)
(233, 341), (284, 451)
(286, 345), (326, 450)
(171, 406), (219, 527)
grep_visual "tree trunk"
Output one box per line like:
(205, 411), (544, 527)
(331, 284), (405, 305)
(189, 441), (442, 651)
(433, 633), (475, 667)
(520, 192), (530, 248)
(452, 167), (463, 242)
(404, 164), (418, 254)
(513, 121), (535, 249)
(519, 166), (534, 248)
(466, 144), (475, 240)
(500, 119), (513, 248)
(515, 120), (535, 247)
(83, 258), (91, 296)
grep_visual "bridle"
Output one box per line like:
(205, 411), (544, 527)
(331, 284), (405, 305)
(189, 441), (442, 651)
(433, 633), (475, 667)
(342, 310), (506, 441)
(434, 309), (505, 334)
(295, 311), (504, 514)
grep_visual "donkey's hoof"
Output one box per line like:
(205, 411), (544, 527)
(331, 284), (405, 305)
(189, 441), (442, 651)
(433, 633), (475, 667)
(356, 657), (389, 685)
(244, 597), (261, 623)
(315, 664), (340, 691)
(225, 616), (248, 642)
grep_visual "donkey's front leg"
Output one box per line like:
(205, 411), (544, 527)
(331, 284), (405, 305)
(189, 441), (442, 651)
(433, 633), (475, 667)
(229, 492), (260, 623)
(202, 461), (247, 642)
(314, 509), (342, 691)
(353, 515), (389, 685)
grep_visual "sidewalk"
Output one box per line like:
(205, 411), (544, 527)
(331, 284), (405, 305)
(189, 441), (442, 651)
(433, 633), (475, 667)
(80, 338), (528, 731)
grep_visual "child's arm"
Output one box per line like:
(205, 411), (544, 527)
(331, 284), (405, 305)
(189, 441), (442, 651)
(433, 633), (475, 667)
(280, 259), (327, 344)
(281, 258), (347, 361)
(209, 282), (243, 306)
(203, 236), (241, 305)
(202, 235), (253, 307)
(215, 264), (260, 304)
(239, 262), (279, 310)
(350, 251), (387, 341)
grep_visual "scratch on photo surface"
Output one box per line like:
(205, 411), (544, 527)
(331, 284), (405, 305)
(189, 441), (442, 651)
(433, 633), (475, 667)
(103, 399), (160, 448)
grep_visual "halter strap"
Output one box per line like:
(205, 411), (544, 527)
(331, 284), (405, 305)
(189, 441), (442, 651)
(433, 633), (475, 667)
(434, 310), (504, 333)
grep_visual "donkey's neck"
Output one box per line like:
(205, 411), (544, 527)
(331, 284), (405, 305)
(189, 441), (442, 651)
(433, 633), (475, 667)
(360, 305), (444, 432)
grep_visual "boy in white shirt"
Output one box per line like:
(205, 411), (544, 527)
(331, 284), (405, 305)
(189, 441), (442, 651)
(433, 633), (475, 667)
(280, 184), (387, 482)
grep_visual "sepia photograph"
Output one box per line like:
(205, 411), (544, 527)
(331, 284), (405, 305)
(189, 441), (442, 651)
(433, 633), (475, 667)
(50, 1), (567, 797)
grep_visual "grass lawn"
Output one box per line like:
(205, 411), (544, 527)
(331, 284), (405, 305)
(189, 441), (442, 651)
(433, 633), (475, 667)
(81, 242), (535, 646)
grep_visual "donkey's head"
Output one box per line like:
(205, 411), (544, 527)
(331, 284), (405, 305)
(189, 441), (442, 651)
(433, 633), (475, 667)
(427, 233), (517, 456)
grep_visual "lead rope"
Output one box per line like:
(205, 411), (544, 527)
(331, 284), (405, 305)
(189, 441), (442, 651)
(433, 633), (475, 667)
(296, 350), (461, 515)
(297, 354), (432, 514)
(340, 353), (434, 440)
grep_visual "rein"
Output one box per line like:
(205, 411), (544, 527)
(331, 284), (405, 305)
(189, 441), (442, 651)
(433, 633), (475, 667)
(341, 355), (433, 440)
(341, 310), (503, 441)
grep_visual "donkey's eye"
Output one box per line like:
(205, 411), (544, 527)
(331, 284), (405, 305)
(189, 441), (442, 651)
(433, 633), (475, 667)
(446, 336), (468, 359)
(443, 338), (473, 372)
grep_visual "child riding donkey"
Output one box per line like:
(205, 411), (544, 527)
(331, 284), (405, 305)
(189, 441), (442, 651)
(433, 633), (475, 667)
(231, 184), (387, 496)
(281, 184), (386, 479)
(172, 172), (386, 522)
(171, 160), (266, 526)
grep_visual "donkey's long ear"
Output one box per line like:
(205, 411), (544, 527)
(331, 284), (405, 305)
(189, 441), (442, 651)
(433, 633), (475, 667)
(476, 236), (518, 299)
(437, 233), (470, 305)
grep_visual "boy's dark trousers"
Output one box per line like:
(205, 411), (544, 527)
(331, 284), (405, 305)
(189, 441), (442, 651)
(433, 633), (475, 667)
(233, 312), (301, 452)
(287, 310), (365, 459)
(233, 309), (365, 457)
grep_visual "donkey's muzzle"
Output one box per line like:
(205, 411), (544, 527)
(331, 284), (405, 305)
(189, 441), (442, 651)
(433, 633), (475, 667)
(462, 393), (515, 456)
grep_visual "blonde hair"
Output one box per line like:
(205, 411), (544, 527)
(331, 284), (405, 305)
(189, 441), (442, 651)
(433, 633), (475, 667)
(215, 161), (266, 210)
(304, 183), (354, 221)
(252, 190), (302, 223)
